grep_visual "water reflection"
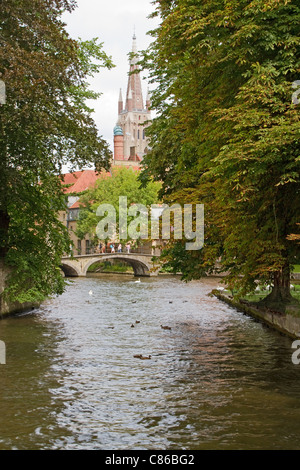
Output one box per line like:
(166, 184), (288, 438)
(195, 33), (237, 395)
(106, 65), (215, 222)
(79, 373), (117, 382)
(0, 275), (300, 449)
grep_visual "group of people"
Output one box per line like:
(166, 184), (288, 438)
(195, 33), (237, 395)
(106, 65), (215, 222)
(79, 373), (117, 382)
(98, 242), (131, 254)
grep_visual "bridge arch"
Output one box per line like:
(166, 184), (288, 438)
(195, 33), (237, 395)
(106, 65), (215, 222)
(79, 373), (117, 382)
(84, 255), (152, 277)
(60, 260), (81, 277)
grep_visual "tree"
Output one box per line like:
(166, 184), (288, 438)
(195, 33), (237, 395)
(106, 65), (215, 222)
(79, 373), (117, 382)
(0, 0), (114, 302)
(139, 0), (300, 311)
(76, 167), (161, 244)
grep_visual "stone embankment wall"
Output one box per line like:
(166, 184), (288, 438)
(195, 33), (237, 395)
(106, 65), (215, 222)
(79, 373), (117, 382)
(214, 290), (300, 339)
(0, 260), (37, 318)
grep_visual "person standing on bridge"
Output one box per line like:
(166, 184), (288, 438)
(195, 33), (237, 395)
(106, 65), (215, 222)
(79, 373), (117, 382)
(126, 242), (130, 254)
(118, 243), (122, 253)
(110, 243), (115, 253)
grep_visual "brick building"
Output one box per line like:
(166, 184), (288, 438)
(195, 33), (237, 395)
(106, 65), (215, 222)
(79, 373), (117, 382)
(58, 170), (111, 255)
(113, 34), (152, 165)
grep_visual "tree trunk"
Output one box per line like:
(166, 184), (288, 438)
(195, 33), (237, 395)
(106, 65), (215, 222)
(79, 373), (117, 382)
(0, 209), (9, 258)
(259, 264), (298, 313)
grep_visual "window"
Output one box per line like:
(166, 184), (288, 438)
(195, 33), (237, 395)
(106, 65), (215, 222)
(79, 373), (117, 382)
(68, 208), (79, 221)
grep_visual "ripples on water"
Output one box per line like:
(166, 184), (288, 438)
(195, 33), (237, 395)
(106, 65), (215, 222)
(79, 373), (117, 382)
(1, 275), (300, 450)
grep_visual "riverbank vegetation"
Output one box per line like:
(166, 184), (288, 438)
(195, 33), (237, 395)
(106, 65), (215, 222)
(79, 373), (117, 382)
(0, 0), (113, 303)
(139, 0), (300, 313)
(76, 166), (161, 247)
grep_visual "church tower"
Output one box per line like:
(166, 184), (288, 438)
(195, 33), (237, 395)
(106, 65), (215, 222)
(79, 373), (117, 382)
(114, 34), (152, 163)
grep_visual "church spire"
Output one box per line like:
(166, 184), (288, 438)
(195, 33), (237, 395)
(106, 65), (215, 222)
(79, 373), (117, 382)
(118, 88), (123, 114)
(127, 87), (133, 112)
(114, 34), (152, 163)
(125, 34), (144, 111)
(132, 31), (137, 58)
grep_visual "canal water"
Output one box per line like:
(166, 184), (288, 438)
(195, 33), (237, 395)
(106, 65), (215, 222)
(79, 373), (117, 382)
(1, 275), (300, 450)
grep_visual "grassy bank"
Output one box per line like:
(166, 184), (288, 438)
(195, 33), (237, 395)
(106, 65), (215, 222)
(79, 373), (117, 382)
(242, 284), (300, 306)
(216, 283), (300, 319)
(87, 261), (134, 274)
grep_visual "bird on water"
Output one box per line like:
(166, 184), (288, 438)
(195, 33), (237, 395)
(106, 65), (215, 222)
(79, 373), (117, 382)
(161, 325), (171, 330)
(133, 354), (151, 360)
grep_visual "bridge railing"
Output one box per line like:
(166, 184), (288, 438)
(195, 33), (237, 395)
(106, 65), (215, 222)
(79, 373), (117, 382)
(64, 245), (161, 258)
(62, 252), (156, 259)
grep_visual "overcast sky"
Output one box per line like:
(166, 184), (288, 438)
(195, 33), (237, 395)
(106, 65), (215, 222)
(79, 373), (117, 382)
(62, 0), (159, 154)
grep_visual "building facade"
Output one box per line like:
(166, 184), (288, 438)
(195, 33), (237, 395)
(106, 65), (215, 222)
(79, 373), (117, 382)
(58, 170), (111, 256)
(113, 34), (152, 164)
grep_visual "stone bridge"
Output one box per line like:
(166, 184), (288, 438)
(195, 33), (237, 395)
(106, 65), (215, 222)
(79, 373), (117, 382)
(60, 253), (160, 278)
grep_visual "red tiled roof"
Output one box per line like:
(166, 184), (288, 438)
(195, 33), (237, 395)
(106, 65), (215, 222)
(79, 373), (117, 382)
(61, 166), (141, 195)
(61, 171), (84, 186)
(69, 200), (82, 209)
(61, 170), (111, 194)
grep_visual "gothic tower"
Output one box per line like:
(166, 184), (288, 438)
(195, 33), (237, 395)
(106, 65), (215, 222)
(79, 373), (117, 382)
(114, 34), (152, 162)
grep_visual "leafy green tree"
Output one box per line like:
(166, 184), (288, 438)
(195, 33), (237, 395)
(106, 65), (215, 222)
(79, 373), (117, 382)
(76, 167), (161, 244)
(140, 0), (300, 311)
(0, 0), (114, 302)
